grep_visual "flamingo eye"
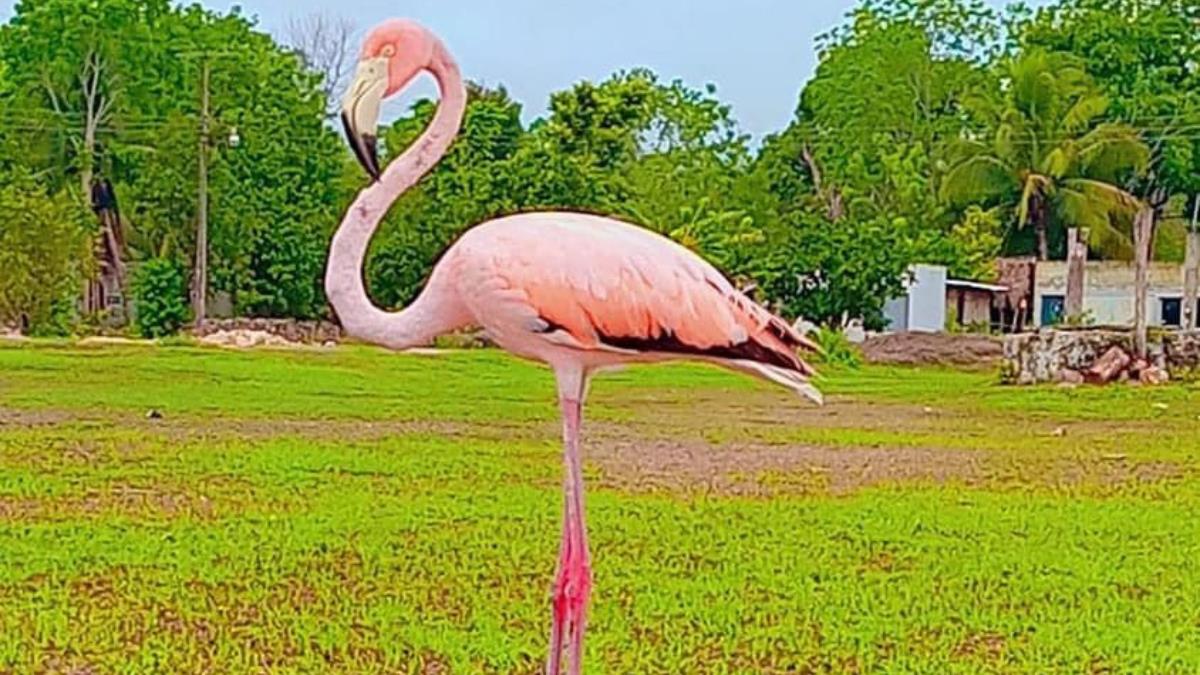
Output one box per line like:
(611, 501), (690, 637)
(380, 44), (396, 58)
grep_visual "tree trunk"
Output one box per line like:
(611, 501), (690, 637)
(1185, 229), (1199, 331)
(1133, 207), (1153, 357)
(1065, 227), (1087, 321)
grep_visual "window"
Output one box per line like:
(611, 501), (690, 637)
(1161, 297), (1182, 327)
(1041, 295), (1065, 326)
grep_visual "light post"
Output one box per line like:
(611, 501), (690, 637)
(192, 55), (241, 325)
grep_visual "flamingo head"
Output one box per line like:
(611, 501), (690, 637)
(341, 19), (436, 181)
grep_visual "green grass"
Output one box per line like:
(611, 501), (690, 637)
(1, 341), (1199, 673)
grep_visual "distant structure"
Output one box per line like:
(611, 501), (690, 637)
(1032, 261), (1196, 328)
(884, 258), (1198, 334)
(84, 177), (127, 321)
(883, 264), (1008, 333)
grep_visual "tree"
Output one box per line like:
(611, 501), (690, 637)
(821, 0), (1002, 59)
(1, 0), (348, 320)
(1016, 0), (1200, 205)
(940, 49), (1150, 260)
(285, 12), (355, 119)
(0, 169), (92, 331)
(743, 2), (998, 323)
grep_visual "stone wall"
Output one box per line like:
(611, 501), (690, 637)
(194, 318), (341, 344)
(1003, 329), (1200, 384)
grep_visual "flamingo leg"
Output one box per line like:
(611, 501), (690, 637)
(548, 368), (592, 675)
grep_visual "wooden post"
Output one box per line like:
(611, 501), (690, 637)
(1065, 227), (1087, 321)
(1186, 196), (1199, 331)
(1134, 207), (1153, 357)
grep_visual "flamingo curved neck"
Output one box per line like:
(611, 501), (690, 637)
(325, 40), (466, 350)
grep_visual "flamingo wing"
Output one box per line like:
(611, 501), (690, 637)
(457, 213), (821, 402)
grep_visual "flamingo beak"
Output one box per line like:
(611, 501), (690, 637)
(341, 57), (389, 181)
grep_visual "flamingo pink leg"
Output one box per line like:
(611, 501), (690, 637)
(548, 369), (592, 675)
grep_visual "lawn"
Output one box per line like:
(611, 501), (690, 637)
(1, 341), (1199, 673)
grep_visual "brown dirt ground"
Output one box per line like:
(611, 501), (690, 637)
(588, 437), (982, 495)
(1, 395), (1188, 503)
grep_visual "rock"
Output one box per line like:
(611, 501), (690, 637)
(1050, 427), (1067, 437)
(1086, 346), (1132, 384)
(1140, 366), (1170, 386)
(193, 318), (341, 345)
(1056, 369), (1085, 385)
(1152, 402), (1170, 411)
(146, 409), (163, 420)
(1004, 329), (1198, 385)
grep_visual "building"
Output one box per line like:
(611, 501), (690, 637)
(1033, 260), (1197, 328)
(883, 264), (1008, 333)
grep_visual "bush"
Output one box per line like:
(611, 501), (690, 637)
(131, 258), (190, 338)
(811, 327), (862, 368)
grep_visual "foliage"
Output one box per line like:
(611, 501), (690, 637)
(0, 0), (345, 320)
(1, 0), (1197, 329)
(1015, 0), (1200, 199)
(810, 327), (863, 368)
(368, 73), (752, 307)
(130, 257), (190, 338)
(758, 213), (914, 329)
(0, 169), (91, 332)
(941, 49), (1150, 260)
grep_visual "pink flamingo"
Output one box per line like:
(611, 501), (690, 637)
(329, 19), (822, 675)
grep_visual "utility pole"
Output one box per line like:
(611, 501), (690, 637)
(194, 59), (210, 325)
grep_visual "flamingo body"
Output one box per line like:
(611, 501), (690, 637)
(432, 212), (821, 400)
(328, 19), (821, 674)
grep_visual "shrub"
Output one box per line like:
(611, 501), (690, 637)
(131, 258), (190, 338)
(811, 327), (862, 368)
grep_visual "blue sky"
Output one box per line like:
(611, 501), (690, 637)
(2, 1), (1027, 139)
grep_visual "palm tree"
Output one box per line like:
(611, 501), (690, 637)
(940, 50), (1150, 260)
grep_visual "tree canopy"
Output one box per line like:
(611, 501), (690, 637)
(0, 0), (1195, 333)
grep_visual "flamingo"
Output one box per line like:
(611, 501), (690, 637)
(329, 19), (822, 675)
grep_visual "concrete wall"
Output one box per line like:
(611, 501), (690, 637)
(1034, 261), (1187, 327)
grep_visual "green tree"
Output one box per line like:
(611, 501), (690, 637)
(130, 257), (190, 337)
(744, 2), (998, 323)
(941, 49), (1151, 260)
(0, 169), (91, 331)
(1015, 0), (1199, 237)
(1, 0), (346, 320)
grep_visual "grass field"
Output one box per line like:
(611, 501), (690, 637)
(2, 341), (1199, 673)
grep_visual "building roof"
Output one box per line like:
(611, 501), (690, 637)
(946, 278), (1008, 293)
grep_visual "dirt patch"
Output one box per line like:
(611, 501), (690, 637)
(862, 332), (1002, 366)
(587, 435), (1188, 497)
(589, 438), (983, 495)
(606, 389), (939, 437)
(0, 407), (75, 428)
(953, 632), (1007, 661)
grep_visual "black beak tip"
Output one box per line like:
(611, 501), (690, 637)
(341, 112), (382, 182)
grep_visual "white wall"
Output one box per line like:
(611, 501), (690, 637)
(907, 264), (947, 332)
(1034, 261), (1186, 327)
